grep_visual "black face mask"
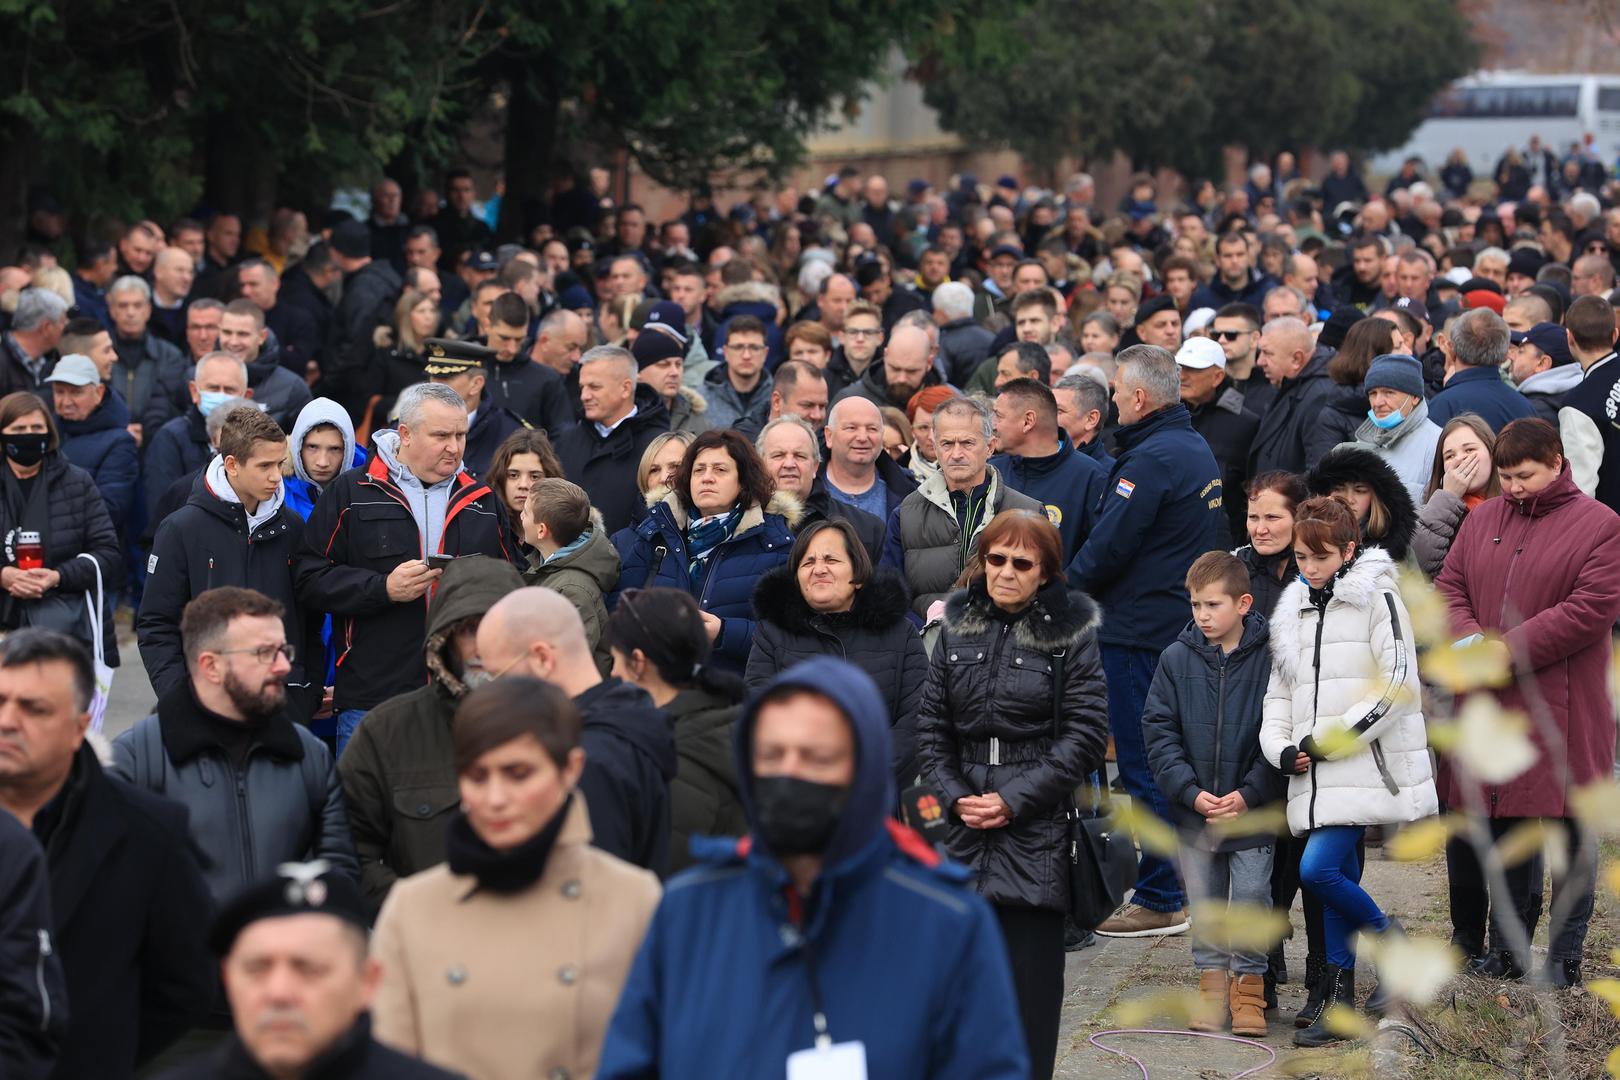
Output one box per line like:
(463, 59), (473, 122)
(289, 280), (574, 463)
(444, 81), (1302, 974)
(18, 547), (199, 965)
(753, 776), (850, 856)
(4, 434), (47, 468)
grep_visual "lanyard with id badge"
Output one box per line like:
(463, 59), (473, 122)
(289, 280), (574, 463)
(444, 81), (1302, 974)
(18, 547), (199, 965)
(784, 925), (867, 1080)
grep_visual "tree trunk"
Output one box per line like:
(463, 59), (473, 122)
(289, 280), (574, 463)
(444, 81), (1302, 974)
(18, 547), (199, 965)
(498, 61), (560, 244)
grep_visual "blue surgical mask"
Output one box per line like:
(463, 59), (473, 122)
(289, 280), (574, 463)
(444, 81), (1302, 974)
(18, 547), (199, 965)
(1367, 408), (1404, 430)
(198, 391), (232, 417)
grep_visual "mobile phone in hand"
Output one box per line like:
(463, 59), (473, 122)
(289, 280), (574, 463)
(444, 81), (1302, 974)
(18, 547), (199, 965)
(425, 554), (455, 570)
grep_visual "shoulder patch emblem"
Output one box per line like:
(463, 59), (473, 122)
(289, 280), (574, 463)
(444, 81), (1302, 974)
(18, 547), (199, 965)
(1115, 478), (1135, 499)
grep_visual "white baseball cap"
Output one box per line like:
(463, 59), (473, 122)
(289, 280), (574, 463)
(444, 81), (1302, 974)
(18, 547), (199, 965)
(1175, 337), (1226, 371)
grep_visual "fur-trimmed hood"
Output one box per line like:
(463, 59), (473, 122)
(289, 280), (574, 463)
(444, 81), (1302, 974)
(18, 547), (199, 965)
(645, 486), (804, 532)
(1268, 545), (1398, 682)
(715, 280), (783, 315)
(1307, 446), (1417, 562)
(752, 563), (912, 634)
(674, 384), (708, 415)
(941, 580), (1102, 654)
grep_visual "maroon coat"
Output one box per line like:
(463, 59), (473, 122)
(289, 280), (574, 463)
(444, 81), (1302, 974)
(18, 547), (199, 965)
(1433, 464), (1620, 817)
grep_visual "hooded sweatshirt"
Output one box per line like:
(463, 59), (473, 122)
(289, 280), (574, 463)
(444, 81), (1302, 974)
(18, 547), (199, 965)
(596, 657), (1028, 1080)
(371, 429), (459, 557)
(290, 397), (360, 489)
(204, 453), (285, 533)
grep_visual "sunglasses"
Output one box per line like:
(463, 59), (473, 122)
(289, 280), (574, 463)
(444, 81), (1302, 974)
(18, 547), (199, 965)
(1213, 329), (1249, 341)
(985, 552), (1037, 572)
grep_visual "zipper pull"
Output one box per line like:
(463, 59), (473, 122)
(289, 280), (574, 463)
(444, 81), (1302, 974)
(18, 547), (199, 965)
(37, 928), (51, 957)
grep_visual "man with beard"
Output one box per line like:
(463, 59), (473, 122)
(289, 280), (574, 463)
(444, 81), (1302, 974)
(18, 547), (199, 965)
(114, 586), (358, 906)
(832, 323), (941, 410)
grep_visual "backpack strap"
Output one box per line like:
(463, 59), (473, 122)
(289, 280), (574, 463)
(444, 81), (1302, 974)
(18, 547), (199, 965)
(136, 714), (166, 793)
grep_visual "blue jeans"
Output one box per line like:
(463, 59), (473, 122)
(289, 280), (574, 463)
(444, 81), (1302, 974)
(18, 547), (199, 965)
(1300, 826), (1388, 969)
(1100, 643), (1185, 912)
(335, 709), (367, 758)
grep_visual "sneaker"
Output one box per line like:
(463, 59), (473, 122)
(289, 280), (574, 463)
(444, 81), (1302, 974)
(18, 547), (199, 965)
(1094, 904), (1191, 938)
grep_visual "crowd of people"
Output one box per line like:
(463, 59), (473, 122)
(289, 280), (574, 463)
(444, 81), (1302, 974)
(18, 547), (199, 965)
(2, 139), (1620, 1078)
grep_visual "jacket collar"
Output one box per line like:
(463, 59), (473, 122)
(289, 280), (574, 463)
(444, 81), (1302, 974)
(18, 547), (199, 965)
(1114, 401), (1194, 451)
(1518, 363), (1583, 396)
(155, 681), (305, 766)
(1444, 365), (1506, 388)
(1175, 609), (1270, 662)
(753, 564), (913, 633)
(1505, 461), (1584, 518)
(941, 579), (1102, 651)
(1353, 397), (1432, 448)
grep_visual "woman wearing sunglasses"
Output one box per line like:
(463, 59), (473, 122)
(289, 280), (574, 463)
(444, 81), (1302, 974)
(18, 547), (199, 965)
(915, 509), (1109, 1080)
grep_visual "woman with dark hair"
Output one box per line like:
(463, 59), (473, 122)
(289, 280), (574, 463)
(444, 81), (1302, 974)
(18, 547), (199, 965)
(1235, 471), (1309, 618)
(487, 427), (565, 528)
(606, 587), (748, 874)
(612, 428), (797, 672)
(1434, 418), (1620, 987)
(0, 392), (121, 664)
(372, 677), (661, 1078)
(747, 519), (928, 782)
(1412, 414), (1499, 576)
(916, 509), (1109, 1079)
(1308, 316), (1390, 464)
(1307, 446), (1417, 563)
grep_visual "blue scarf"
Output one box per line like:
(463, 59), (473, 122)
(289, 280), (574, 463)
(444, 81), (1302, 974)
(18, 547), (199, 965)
(686, 508), (741, 589)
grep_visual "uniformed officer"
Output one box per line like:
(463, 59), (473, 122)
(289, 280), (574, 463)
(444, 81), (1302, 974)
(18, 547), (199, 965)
(423, 337), (531, 479)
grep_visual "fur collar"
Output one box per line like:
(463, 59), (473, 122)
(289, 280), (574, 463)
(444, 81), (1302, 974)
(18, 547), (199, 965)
(1267, 546), (1398, 681)
(752, 564), (912, 633)
(716, 280), (783, 313)
(646, 487), (804, 532)
(941, 581), (1102, 653)
(675, 385), (708, 415)
(1307, 446), (1417, 562)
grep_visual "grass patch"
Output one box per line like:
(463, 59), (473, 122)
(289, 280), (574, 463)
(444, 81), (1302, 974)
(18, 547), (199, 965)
(1401, 979), (1620, 1079)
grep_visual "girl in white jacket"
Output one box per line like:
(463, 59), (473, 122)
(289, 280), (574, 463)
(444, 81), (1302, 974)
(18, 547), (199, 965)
(1260, 495), (1438, 1047)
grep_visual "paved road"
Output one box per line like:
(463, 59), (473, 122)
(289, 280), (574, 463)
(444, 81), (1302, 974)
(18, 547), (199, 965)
(101, 624), (156, 741)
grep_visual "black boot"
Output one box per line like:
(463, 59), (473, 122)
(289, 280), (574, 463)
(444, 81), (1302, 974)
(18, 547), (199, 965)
(1264, 948), (1279, 1010)
(1467, 949), (1526, 981)
(1270, 943), (1289, 985)
(1364, 918), (1405, 1017)
(1293, 956), (1326, 1029)
(1548, 958), (1582, 990)
(1294, 965), (1356, 1047)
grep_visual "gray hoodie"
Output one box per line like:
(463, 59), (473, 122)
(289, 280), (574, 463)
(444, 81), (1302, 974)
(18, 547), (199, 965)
(371, 429), (459, 556)
(290, 397), (357, 490)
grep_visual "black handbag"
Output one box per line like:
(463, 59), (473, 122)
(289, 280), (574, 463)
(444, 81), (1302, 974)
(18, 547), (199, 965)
(1051, 646), (1137, 930)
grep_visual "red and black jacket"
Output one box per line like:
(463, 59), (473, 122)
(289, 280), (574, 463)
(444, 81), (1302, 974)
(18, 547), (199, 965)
(293, 457), (521, 712)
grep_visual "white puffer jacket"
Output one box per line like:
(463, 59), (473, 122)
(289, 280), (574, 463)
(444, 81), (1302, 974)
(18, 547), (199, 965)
(1259, 547), (1439, 836)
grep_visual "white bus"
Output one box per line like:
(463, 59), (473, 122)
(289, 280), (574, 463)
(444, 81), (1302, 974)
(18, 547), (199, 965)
(1369, 71), (1620, 179)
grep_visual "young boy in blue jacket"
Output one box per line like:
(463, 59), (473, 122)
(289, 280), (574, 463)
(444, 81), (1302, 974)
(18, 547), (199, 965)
(1142, 550), (1285, 1038)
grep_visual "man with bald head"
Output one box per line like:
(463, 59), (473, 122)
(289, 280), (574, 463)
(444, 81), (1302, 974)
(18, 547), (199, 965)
(834, 322), (941, 410)
(476, 587), (675, 873)
(149, 247), (195, 346)
(821, 395), (918, 524)
(1249, 316), (1333, 474)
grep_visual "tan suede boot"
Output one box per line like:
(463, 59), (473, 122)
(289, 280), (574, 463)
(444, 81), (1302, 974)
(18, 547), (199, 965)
(1189, 970), (1229, 1032)
(1229, 973), (1268, 1037)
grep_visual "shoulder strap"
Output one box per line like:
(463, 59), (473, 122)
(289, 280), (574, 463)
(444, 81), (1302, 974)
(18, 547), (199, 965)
(138, 715), (166, 793)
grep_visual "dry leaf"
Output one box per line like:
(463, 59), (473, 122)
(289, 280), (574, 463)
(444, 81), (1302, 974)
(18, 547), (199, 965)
(1361, 935), (1460, 1006)
(1398, 569), (1450, 649)
(1387, 817), (1454, 862)
(1205, 803), (1289, 841)
(1108, 989), (1200, 1028)
(1571, 783), (1620, 837)
(1494, 820), (1547, 869)
(1449, 696), (1538, 783)
(1109, 803), (1179, 858)
(1586, 977), (1620, 1019)
(1606, 1045), (1620, 1078)
(1189, 900), (1292, 951)
(1424, 638), (1513, 693)
(1322, 1003), (1375, 1040)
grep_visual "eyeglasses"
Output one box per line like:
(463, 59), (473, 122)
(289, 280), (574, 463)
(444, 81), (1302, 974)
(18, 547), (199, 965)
(1213, 329), (1250, 341)
(213, 643), (296, 664)
(985, 552), (1037, 572)
(729, 343), (767, 355)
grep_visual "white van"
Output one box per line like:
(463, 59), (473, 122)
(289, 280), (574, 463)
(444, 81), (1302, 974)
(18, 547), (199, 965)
(1369, 71), (1620, 180)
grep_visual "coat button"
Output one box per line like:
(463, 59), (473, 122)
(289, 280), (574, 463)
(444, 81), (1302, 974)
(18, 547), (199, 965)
(561, 879), (582, 900)
(1015, 657), (1023, 665)
(417, 803), (431, 816)
(446, 964), (467, 986)
(976, 652), (984, 659)
(558, 964), (579, 985)
(949, 653), (958, 661)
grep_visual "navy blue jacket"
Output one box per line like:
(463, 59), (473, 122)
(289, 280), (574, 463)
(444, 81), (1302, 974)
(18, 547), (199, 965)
(58, 390), (139, 534)
(1069, 403), (1224, 651)
(1189, 269), (1279, 312)
(144, 408), (211, 520)
(611, 492), (794, 672)
(1141, 613), (1286, 850)
(990, 437), (1108, 562)
(596, 658), (1028, 1080)
(1426, 365), (1536, 432)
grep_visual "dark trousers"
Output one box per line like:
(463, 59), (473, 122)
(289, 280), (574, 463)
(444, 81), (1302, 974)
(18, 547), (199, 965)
(1100, 643), (1185, 911)
(1447, 816), (1592, 965)
(995, 904), (1065, 1080)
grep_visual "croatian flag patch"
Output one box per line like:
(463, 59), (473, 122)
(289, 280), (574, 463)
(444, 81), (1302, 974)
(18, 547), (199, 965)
(1115, 478), (1135, 498)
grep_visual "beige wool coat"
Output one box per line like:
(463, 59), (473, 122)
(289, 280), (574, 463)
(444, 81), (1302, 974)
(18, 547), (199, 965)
(371, 795), (661, 1080)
